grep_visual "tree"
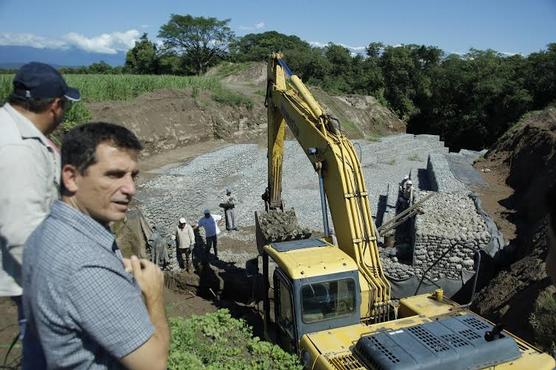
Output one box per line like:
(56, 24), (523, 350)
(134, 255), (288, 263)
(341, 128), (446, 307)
(158, 14), (235, 75)
(229, 31), (311, 62)
(526, 43), (556, 109)
(87, 61), (113, 74)
(366, 42), (384, 59)
(125, 33), (159, 74)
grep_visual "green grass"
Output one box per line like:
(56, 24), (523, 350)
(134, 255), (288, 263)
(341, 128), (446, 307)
(211, 61), (254, 79)
(0, 73), (222, 103)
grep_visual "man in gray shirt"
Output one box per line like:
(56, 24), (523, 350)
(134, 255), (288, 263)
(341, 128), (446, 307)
(22, 122), (169, 369)
(0, 62), (79, 338)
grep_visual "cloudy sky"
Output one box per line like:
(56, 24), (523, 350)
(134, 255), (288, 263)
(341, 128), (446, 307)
(0, 0), (554, 56)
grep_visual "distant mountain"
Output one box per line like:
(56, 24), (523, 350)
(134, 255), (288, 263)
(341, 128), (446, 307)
(0, 46), (126, 68)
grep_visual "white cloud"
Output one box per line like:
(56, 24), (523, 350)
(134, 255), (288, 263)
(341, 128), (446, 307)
(0, 30), (141, 54)
(309, 41), (327, 48)
(0, 32), (67, 49)
(310, 41), (366, 55)
(64, 30), (140, 54)
(238, 21), (266, 31)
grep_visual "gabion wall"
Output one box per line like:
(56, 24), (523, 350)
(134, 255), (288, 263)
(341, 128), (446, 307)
(412, 191), (491, 278)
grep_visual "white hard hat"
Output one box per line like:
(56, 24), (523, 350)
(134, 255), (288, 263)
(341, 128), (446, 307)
(406, 180), (413, 185)
(179, 217), (186, 224)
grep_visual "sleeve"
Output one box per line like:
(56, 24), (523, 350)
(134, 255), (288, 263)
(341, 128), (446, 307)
(187, 226), (195, 246)
(0, 145), (50, 264)
(66, 264), (154, 359)
(174, 229), (181, 248)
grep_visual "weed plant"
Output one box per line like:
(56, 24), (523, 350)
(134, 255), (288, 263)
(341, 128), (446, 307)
(169, 309), (301, 369)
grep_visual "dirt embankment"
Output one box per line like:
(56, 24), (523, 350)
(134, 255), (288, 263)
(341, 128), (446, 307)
(472, 106), (556, 344)
(87, 88), (267, 156)
(86, 62), (405, 158)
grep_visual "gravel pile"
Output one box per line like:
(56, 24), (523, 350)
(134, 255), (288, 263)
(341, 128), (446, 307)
(137, 134), (449, 238)
(136, 134), (489, 279)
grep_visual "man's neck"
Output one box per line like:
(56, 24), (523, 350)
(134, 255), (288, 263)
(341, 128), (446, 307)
(62, 196), (110, 229)
(11, 104), (51, 135)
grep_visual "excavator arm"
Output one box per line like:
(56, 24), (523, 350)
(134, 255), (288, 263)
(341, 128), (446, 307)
(265, 53), (390, 320)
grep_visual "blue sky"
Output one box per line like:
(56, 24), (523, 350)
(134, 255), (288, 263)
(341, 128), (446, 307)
(0, 0), (554, 56)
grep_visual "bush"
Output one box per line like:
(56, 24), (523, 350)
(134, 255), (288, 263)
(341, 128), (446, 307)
(212, 88), (253, 110)
(169, 309), (301, 370)
(530, 288), (556, 352)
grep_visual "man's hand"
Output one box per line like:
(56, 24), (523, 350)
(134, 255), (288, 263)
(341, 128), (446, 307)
(120, 255), (169, 370)
(130, 255), (164, 306)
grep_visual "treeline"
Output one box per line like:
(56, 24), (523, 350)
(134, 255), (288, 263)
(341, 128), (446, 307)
(50, 15), (556, 149)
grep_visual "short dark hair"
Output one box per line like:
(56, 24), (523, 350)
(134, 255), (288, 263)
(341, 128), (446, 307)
(7, 93), (57, 114)
(62, 122), (143, 174)
(548, 182), (556, 234)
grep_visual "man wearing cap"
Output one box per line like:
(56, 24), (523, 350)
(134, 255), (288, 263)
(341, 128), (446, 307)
(175, 217), (195, 271)
(220, 189), (238, 231)
(0, 62), (80, 339)
(197, 209), (222, 259)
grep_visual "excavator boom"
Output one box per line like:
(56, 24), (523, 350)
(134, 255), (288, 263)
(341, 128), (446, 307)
(265, 53), (391, 320)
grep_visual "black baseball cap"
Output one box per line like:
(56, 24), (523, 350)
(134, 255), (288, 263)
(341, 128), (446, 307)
(12, 62), (80, 101)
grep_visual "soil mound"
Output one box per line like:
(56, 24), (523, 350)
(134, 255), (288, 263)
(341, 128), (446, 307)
(85, 62), (405, 157)
(472, 106), (556, 345)
(87, 88), (266, 156)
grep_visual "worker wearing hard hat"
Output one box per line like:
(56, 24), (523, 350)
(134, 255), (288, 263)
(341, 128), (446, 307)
(176, 217), (195, 271)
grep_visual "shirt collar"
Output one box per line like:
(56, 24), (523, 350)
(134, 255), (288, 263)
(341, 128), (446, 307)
(3, 103), (51, 147)
(50, 200), (117, 253)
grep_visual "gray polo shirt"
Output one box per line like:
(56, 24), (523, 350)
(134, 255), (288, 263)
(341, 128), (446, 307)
(22, 201), (154, 369)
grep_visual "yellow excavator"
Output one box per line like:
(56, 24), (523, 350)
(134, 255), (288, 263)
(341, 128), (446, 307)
(255, 53), (555, 369)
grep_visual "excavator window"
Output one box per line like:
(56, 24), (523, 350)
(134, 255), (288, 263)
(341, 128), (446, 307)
(301, 278), (356, 323)
(277, 279), (294, 337)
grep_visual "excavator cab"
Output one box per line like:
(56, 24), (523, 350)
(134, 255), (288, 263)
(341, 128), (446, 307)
(261, 237), (362, 354)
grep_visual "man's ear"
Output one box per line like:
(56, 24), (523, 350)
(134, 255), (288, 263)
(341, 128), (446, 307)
(62, 164), (80, 193)
(49, 97), (63, 112)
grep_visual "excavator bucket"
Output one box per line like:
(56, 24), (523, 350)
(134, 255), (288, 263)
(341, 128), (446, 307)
(254, 209), (311, 254)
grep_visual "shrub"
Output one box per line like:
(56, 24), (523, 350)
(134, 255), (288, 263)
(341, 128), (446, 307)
(530, 288), (556, 352)
(169, 309), (301, 370)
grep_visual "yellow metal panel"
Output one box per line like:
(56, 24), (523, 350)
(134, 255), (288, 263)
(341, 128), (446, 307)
(264, 243), (358, 279)
(398, 293), (457, 318)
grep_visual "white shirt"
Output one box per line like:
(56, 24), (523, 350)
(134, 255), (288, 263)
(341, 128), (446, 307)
(175, 224), (195, 249)
(0, 103), (60, 296)
(197, 214), (222, 237)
